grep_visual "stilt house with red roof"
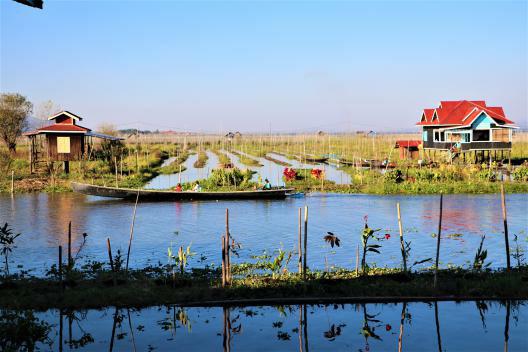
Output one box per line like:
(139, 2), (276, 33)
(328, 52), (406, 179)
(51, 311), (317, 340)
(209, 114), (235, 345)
(417, 100), (517, 162)
(24, 111), (122, 173)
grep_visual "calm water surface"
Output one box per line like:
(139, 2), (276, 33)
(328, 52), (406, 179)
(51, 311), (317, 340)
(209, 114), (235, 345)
(1, 192), (526, 275)
(5, 301), (527, 351)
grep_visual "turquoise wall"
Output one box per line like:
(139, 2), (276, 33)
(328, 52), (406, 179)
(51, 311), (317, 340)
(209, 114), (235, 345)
(471, 112), (494, 130)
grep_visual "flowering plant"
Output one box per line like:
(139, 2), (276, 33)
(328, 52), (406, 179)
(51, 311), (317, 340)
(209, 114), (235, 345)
(283, 168), (297, 181)
(310, 168), (324, 179)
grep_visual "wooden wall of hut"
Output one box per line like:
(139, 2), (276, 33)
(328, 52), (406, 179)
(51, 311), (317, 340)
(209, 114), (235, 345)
(46, 134), (85, 161)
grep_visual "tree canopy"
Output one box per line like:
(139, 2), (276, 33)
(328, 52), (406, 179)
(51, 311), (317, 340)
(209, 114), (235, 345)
(0, 93), (33, 153)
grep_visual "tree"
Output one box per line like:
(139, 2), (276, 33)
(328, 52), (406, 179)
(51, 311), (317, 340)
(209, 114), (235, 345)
(0, 93), (33, 153)
(35, 100), (61, 128)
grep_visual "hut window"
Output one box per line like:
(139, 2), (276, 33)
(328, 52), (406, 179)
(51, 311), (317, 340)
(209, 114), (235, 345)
(57, 137), (71, 153)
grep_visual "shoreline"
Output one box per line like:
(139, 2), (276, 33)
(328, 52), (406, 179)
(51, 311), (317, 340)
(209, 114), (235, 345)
(1, 267), (526, 310)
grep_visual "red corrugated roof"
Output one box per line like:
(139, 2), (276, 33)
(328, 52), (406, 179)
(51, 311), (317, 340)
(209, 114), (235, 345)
(417, 100), (514, 126)
(395, 140), (421, 148)
(36, 124), (91, 132)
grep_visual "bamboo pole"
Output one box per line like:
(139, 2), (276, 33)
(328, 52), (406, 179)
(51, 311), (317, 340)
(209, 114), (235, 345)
(355, 244), (359, 276)
(125, 189), (140, 277)
(303, 206), (308, 280)
(115, 157), (118, 187)
(107, 237), (117, 287)
(396, 203), (407, 272)
(434, 194), (443, 288)
(10, 170), (14, 194)
(225, 208), (230, 285)
(298, 207), (302, 274)
(221, 236), (226, 287)
(500, 184), (511, 271)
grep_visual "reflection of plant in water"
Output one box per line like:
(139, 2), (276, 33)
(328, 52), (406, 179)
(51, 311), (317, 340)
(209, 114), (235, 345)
(473, 235), (491, 271)
(324, 324), (345, 341)
(0, 310), (52, 351)
(475, 301), (489, 330)
(360, 304), (382, 343)
(277, 331), (291, 340)
(0, 223), (21, 277)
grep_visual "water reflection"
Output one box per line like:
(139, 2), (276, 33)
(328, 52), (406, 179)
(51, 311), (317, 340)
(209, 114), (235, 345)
(1, 301), (525, 351)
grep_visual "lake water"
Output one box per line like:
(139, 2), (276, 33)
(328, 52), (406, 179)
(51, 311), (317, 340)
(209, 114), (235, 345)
(4, 301), (527, 351)
(1, 192), (526, 276)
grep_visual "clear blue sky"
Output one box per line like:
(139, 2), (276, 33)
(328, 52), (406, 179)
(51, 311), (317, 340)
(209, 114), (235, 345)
(1, 0), (526, 132)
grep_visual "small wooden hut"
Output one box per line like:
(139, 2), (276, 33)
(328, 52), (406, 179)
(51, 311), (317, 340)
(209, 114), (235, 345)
(24, 111), (122, 173)
(395, 140), (421, 160)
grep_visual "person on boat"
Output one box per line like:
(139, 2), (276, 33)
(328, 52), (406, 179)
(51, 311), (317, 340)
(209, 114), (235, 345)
(174, 183), (182, 192)
(192, 181), (202, 192)
(262, 178), (272, 190)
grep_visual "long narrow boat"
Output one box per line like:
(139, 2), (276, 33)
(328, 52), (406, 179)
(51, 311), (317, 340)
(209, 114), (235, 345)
(71, 182), (294, 201)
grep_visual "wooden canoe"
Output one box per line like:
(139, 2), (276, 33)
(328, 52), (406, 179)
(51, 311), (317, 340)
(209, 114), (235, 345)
(71, 182), (294, 201)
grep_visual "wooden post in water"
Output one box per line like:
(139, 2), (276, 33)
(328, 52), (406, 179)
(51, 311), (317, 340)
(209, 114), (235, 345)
(434, 194), (443, 288)
(298, 207), (302, 274)
(221, 236), (226, 287)
(396, 203), (407, 272)
(303, 206), (308, 280)
(107, 237), (117, 287)
(11, 170), (14, 194)
(125, 189), (140, 277)
(501, 184), (511, 271)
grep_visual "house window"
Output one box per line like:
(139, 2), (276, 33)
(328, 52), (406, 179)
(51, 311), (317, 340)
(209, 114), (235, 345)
(57, 137), (71, 153)
(434, 131), (445, 142)
(422, 131), (428, 142)
(473, 130), (490, 142)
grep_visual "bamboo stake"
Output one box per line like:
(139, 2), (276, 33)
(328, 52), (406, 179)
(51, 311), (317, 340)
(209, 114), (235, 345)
(10, 170), (14, 194)
(355, 244), (359, 276)
(303, 206), (308, 280)
(115, 157), (118, 187)
(125, 189), (140, 277)
(396, 203), (407, 272)
(298, 207), (302, 274)
(107, 237), (117, 287)
(221, 236), (226, 287)
(501, 184), (511, 271)
(434, 194), (443, 288)
(225, 208), (230, 284)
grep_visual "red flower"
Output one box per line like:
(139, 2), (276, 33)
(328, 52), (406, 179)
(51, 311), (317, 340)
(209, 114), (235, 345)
(384, 234), (391, 240)
(385, 324), (392, 331)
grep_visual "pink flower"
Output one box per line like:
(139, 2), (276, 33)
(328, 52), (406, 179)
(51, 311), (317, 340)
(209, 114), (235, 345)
(384, 234), (391, 240)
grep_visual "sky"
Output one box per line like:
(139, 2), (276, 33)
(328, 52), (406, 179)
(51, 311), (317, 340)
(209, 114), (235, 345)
(1, 0), (527, 133)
